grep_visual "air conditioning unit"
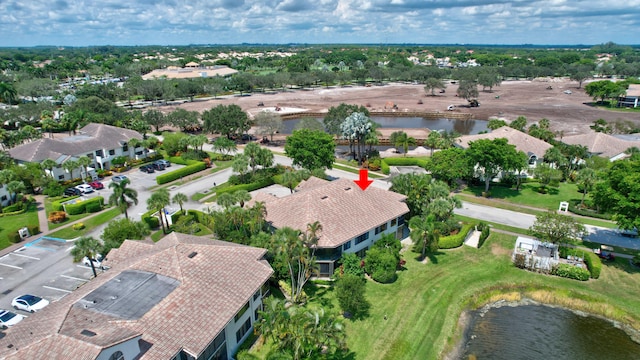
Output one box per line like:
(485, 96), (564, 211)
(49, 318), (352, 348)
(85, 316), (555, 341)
(18, 227), (30, 239)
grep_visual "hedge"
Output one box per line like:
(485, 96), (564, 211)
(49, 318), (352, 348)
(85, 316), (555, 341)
(382, 157), (429, 168)
(2, 202), (24, 213)
(568, 202), (613, 220)
(52, 195), (80, 211)
(65, 197), (104, 215)
(478, 226), (491, 248)
(381, 160), (390, 175)
(552, 263), (590, 281)
(141, 209), (160, 229)
(560, 247), (602, 279)
(156, 161), (207, 185)
(439, 223), (476, 249)
(8, 232), (21, 243)
(187, 209), (214, 227)
(216, 178), (275, 195)
(167, 156), (201, 166)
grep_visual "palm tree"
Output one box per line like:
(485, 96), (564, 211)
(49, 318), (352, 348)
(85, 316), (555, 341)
(576, 168), (597, 207)
(77, 156), (92, 181)
(390, 131), (416, 156)
(63, 159), (80, 180)
(41, 159), (57, 178)
(147, 189), (171, 234)
(108, 178), (138, 220)
(425, 131), (444, 156)
(217, 192), (237, 210)
(409, 215), (440, 260)
(70, 236), (102, 278)
(6, 180), (25, 205)
(0, 82), (18, 104)
(172, 192), (188, 214)
(234, 190), (251, 208)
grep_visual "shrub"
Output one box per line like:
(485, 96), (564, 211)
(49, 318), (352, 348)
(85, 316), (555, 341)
(216, 178), (275, 195)
(27, 225), (39, 236)
(52, 196), (79, 211)
(73, 223), (85, 231)
(513, 253), (527, 268)
(478, 226), (491, 248)
(568, 201), (613, 220)
(48, 211), (67, 223)
(380, 160), (390, 175)
(156, 162), (207, 185)
(552, 263), (590, 281)
(2, 202), (24, 213)
(632, 254), (640, 267)
(368, 157), (382, 171)
(65, 196), (104, 215)
(141, 210), (160, 229)
(8, 232), (21, 243)
(372, 268), (397, 284)
(365, 247), (398, 284)
(560, 247), (602, 279)
(439, 222), (475, 249)
(85, 202), (102, 213)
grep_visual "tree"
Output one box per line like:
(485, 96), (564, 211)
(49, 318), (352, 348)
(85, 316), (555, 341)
(101, 218), (150, 255)
(389, 131), (416, 156)
(428, 147), (472, 186)
(167, 108), (200, 132)
(41, 158), (57, 178)
(232, 154), (249, 181)
(457, 79), (478, 101)
(487, 119), (507, 130)
(147, 188), (171, 234)
(294, 117), (325, 131)
(409, 215), (440, 260)
(70, 236), (102, 278)
(234, 190), (251, 208)
(533, 163), (563, 191)
(424, 131), (445, 156)
(323, 103), (369, 137)
(281, 169), (310, 193)
(335, 273), (369, 318)
(108, 178), (138, 220)
(244, 142), (273, 174)
(217, 192), (238, 210)
(0, 82), (18, 104)
(576, 168), (597, 207)
(510, 116), (527, 132)
(285, 129), (335, 170)
(202, 104), (250, 139)
(477, 69), (502, 92)
(77, 156), (92, 180)
(143, 110), (166, 133)
(340, 112), (372, 163)
(6, 180), (25, 205)
(600, 158), (640, 230)
(568, 65), (591, 89)
(172, 192), (188, 215)
(584, 80), (625, 104)
(466, 138), (521, 193)
(529, 211), (587, 244)
(212, 136), (237, 155)
(424, 78), (446, 96)
(254, 111), (283, 142)
(62, 159), (80, 180)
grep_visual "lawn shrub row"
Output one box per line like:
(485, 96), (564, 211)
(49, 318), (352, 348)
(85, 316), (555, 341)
(559, 247), (602, 279)
(51, 196), (80, 211)
(156, 162), (207, 185)
(65, 197), (104, 215)
(8, 224), (40, 244)
(552, 263), (590, 281)
(568, 202), (613, 220)
(478, 222), (491, 248)
(439, 222), (476, 249)
(382, 157), (429, 168)
(380, 160), (390, 175)
(216, 178), (275, 195)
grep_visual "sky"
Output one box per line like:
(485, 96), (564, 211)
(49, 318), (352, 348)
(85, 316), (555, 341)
(1, 0), (639, 47)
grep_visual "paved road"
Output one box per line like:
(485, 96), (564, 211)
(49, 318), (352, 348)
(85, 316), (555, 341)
(454, 202), (640, 251)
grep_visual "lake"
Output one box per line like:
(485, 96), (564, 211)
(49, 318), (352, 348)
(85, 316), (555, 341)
(460, 304), (640, 360)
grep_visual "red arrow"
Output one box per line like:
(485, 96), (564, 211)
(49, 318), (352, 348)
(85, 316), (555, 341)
(354, 169), (373, 191)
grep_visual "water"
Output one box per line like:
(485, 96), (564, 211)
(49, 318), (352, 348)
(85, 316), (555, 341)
(461, 304), (640, 360)
(282, 116), (488, 135)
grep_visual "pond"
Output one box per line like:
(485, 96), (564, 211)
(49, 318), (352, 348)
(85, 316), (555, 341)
(460, 304), (640, 360)
(281, 116), (488, 135)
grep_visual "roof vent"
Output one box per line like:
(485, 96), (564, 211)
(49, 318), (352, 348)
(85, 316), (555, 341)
(344, 187), (351, 191)
(81, 329), (97, 337)
(320, 195), (328, 200)
(188, 252), (198, 259)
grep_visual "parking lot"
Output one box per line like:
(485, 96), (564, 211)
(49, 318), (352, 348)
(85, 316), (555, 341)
(0, 237), (103, 316)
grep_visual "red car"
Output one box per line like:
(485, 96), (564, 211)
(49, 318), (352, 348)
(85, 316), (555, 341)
(88, 181), (104, 190)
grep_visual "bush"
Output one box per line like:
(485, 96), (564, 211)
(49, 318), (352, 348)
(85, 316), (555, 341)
(560, 247), (602, 279)
(568, 201), (613, 220)
(8, 232), (21, 243)
(439, 223), (475, 249)
(156, 162), (207, 185)
(380, 160), (390, 175)
(52, 196), (79, 211)
(141, 210), (160, 229)
(216, 178), (275, 195)
(365, 247), (398, 284)
(552, 263), (590, 281)
(478, 226), (491, 248)
(73, 223), (85, 230)
(27, 225), (39, 236)
(65, 196), (104, 215)
(85, 202), (102, 213)
(383, 157), (429, 168)
(372, 269), (397, 284)
(48, 211), (67, 223)
(2, 202), (24, 213)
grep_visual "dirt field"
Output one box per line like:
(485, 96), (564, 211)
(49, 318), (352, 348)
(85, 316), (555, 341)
(167, 78), (640, 136)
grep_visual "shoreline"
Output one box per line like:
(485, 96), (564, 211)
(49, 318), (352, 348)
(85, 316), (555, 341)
(443, 294), (640, 359)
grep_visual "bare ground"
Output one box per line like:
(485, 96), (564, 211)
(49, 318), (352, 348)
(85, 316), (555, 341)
(165, 78), (640, 136)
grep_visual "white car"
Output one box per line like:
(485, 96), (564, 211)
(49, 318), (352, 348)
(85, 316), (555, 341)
(82, 254), (104, 269)
(0, 310), (24, 329)
(75, 184), (95, 194)
(11, 294), (49, 313)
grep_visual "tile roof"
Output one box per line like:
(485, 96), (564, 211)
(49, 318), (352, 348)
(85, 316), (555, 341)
(8, 123), (142, 163)
(0, 233), (273, 360)
(456, 126), (553, 157)
(257, 177), (409, 248)
(559, 131), (640, 159)
(626, 84), (640, 97)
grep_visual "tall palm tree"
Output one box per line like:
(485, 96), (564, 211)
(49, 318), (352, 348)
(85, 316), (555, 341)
(390, 131), (416, 156)
(0, 82), (18, 105)
(63, 159), (80, 180)
(108, 178), (138, 220)
(409, 215), (440, 260)
(234, 190), (251, 208)
(77, 156), (92, 181)
(70, 236), (102, 278)
(425, 131), (444, 156)
(172, 192), (188, 214)
(41, 159), (57, 178)
(576, 168), (597, 207)
(217, 192), (237, 210)
(6, 180), (25, 205)
(147, 188), (170, 234)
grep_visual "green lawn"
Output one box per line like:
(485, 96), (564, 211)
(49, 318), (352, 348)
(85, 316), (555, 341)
(332, 164), (384, 178)
(249, 233), (640, 359)
(47, 208), (121, 239)
(0, 202), (39, 250)
(463, 181), (583, 210)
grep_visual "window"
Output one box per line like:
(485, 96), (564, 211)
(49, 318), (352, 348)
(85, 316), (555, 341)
(391, 218), (397, 227)
(122, 144), (129, 152)
(109, 149), (116, 156)
(236, 317), (252, 343)
(0, 195), (6, 201)
(398, 215), (405, 226)
(356, 247), (368, 258)
(87, 153), (93, 159)
(375, 223), (388, 235)
(95, 150), (104, 157)
(199, 332), (227, 360)
(234, 302), (250, 322)
(319, 263), (330, 276)
(355, 232), (369, 245)
(343, 241), (351, 251)
(255, 308), (260, 321)
(58, 175), (65, 180)
(108, 351), (124, 360)
(253, 290), (260, 302)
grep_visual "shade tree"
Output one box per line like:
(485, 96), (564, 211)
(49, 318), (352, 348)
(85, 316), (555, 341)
(528, 211), (587, 244)
(284, 129), (335, 170)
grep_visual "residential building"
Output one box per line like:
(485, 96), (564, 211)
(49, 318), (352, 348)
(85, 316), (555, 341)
(559, 131), (640, 161)
(142, 65), (238, 80)
(0, 233), (274, 360)
(617, 84), (640, 108)
(252, 177), (410, 277)
(456, 126), (553, 166)
(8, 123), (145, 181)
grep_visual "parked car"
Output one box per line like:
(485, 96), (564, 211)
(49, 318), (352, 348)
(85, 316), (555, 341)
(594, 245), (615, 261)
(63, 187), (81, 197)
(11, 294), (49, 313)
(82, 254), (104, 269)
(75, 184), (95, 194)
(155, 159), (171, 168)
(88, 181), (104, 190)
(112, 175), (128, 184)
(152, 161), (165, 171)
(0, 310), (24, 329)
(140, 164), (155, 173)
